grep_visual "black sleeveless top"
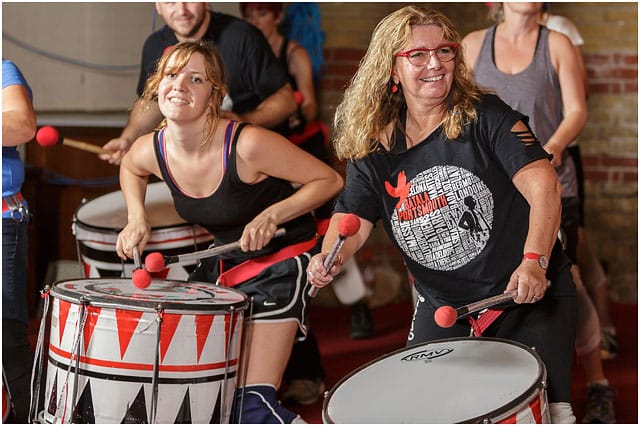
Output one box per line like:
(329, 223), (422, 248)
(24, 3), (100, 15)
(153, 121), (316, 261)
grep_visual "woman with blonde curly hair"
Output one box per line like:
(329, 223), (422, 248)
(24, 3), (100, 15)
(333, 6), (481, 160)
(308, 6), (576, 422)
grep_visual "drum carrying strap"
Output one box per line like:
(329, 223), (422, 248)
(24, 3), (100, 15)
(468, 309), (503, 337)
(287, 120), (329, 146)
(217, 237), (317, 287)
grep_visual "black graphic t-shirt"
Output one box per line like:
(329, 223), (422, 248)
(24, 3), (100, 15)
(335, 94), (551, 305)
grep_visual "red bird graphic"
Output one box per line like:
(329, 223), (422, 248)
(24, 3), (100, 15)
(385, 171), (412, 210)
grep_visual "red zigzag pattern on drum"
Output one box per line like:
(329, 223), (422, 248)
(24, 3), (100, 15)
(56, 301), (237, 364)
(83, 307), (101, 354)
(115, 309), (144, 359)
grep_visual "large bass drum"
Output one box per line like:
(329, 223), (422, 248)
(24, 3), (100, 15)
(323, 337), (550, 424)
(33, 278), (248, 424)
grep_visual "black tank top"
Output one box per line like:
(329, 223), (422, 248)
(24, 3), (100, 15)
(153, 121), (316, 260)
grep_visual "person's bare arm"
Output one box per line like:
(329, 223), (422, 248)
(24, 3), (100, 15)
(223, 83), (297, 129)
(461, 29), (488, 73)
(288, 44), (318, 122)
(2, 84), (36, 147)
(545, 32), (587, 167)
(507, 153), (563, 303)
(115, 133), (160, 259)
(100, 100), (164, 165)
(234, 125), (343, 251)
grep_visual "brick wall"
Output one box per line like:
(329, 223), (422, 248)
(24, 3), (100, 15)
(315, 3), (638, 302)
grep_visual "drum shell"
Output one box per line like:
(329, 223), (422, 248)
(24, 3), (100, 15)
(322, 337), (550, 424)
(40, 279), (248, 424)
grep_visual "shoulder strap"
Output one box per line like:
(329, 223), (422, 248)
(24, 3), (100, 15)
(223, 121), (250, 172)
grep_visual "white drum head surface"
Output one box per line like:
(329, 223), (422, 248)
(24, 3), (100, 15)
(51, 278), (248, 313)
(75, 181), (184, 229)
(324, 338), (543, 424)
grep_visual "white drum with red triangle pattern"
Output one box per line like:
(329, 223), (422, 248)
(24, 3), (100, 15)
(72, 182), (214, 280)
(323, 337), (550, 424)
(40, 278), (248, 424)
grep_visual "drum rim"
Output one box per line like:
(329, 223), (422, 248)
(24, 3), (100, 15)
(321, 336), (546, 424)
(49, 278), (250, 313)
(72, 218), (205, 234)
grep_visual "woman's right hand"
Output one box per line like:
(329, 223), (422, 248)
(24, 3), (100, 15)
(306, 252), (344, 290)
(116, 219), (151, 260)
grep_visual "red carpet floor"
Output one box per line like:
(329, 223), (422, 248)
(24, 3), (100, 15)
(285, 300), (637, 424)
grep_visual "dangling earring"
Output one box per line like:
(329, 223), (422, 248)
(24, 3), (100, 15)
(391, 84), (398, 93)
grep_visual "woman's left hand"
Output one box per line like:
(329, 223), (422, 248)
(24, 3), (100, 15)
(506, 260), (549, 304)
(240, 215), (279, 252)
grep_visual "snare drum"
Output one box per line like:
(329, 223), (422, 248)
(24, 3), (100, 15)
(73, 181), (214, 279)
(323, 337), (550, 424)
(35, 278), (248, 424)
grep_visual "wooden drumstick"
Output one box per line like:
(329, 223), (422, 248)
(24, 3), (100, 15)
(36, 125), (108, 154)
(145, 228), (287, 272)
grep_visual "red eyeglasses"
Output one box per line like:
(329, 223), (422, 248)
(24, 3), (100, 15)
(395, 44), (459, 65)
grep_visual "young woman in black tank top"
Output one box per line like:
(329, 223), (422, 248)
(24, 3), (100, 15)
(115, 42), (343, 424)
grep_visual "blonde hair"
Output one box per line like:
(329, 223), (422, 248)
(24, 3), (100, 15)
(140, 41), (227, 146)
(333, 6), (483, 160)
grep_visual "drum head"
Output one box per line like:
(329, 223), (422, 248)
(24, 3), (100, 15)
(74, 181), (184, 230)
(323, 337), (544, 424)
(50, 278), (248, 313)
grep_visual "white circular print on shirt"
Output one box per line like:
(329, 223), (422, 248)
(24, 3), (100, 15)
(387, 166), (494, 271)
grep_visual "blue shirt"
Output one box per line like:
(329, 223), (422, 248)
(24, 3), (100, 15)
(2, 59), (33, 216)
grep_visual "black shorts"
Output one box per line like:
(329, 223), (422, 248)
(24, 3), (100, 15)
(409, 246), (577, 403)
(190, 251), (315, 334)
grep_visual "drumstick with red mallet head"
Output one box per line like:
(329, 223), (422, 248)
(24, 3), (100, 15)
(308, 213), (361, 297)
(36, 125), (108, 155)
(434, 280), (552, 328)
(145, 228), (287, 273)
(131, 246), (152, 289)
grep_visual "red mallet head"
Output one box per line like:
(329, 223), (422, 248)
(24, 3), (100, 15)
(338, 214), (361, 237)
(36, 126), (61, 147)
(132, 268), (152, 289)
(434, 305), (458, 328)
(145, 252), (165, 273)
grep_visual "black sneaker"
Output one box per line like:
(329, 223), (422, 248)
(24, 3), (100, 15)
(582, 383), (616, 423)
(350, 302), (373, 339)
